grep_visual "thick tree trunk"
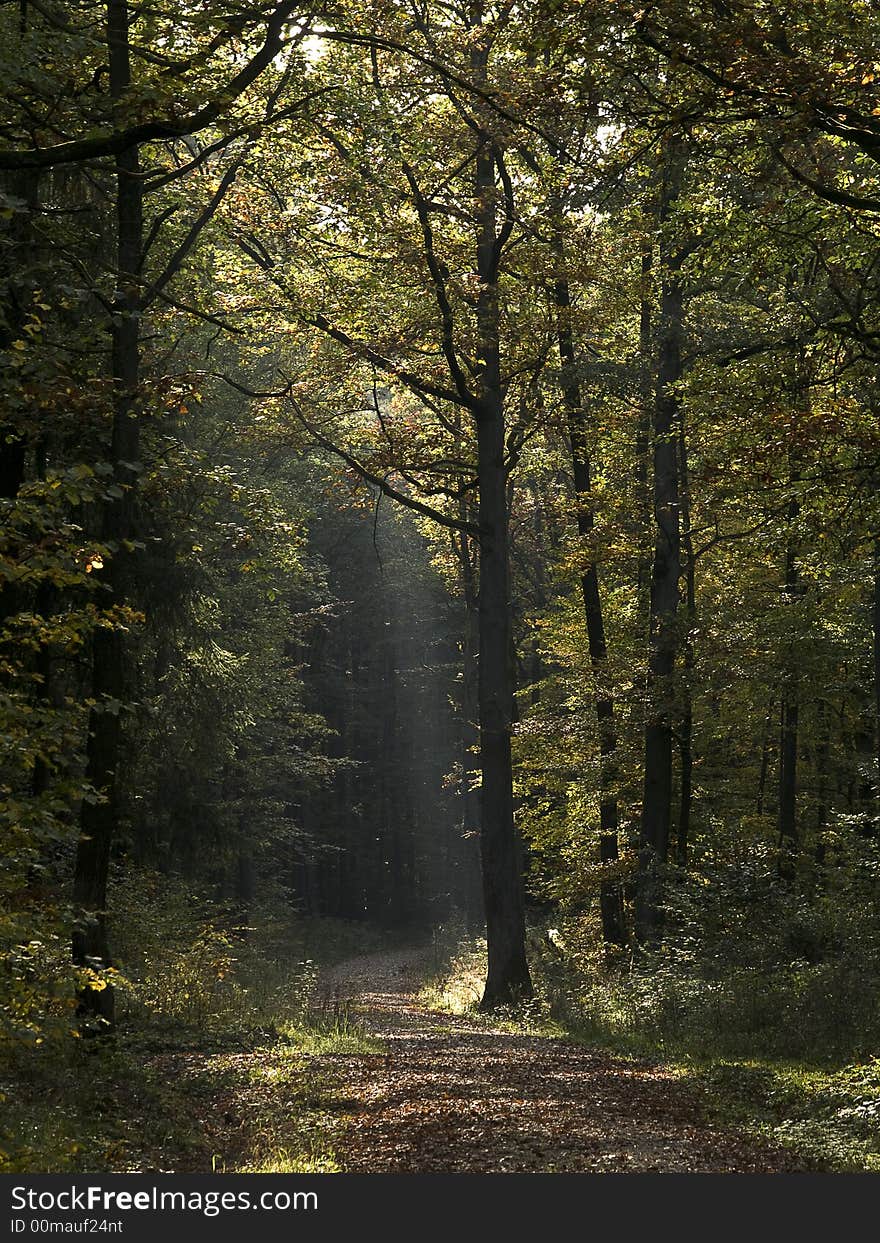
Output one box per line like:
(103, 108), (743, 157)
(473, 131), (532, 1007)
(635, 139), (686, 944)
(72, 0), (143, 1026)
(552, 255), (626, 946)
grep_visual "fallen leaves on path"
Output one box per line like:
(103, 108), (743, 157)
(321, 948), (806, 1173)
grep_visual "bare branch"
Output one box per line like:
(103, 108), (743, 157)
(142, 158), (243, 309)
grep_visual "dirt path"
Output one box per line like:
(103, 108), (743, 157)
(318, 947), (805, 1173)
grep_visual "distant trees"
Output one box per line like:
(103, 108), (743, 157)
(223, 3), (548, 1003)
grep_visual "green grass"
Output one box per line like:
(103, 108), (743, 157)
(417, 938), (485, 1013)
(418, 936), (566, 1036)
(1, 1005), (383, 1174)
(278, 996), (385, 1057)
(0, 1036), (205, 1172)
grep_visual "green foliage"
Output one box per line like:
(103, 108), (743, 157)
(3, 0), (880, 1175)
(532, 847), (880, 1061)
(108, 869), (322, 1039)
(0, 873), (380, 1172)
(692, 1060), (880, 1172)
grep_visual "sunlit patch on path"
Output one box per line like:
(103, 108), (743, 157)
(321, 949), (805, 1173)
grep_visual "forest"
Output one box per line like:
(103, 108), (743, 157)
(2, 0), (880, 1177)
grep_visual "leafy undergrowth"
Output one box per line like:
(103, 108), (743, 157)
(419, 936), (564, 1036)
(0, 884), (386, 1174)
(418, 938), (486, 1014)
(1, 1003), (382, 1174)
(9, 896), (879, 1174)
(688, 1060), (880, 1172)
(549, 946), (880, 1170)
(1, 1036), (202, 1173)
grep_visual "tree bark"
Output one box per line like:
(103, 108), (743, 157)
(72, 0), (143, 1026)
(777, 491), (801, 882)
(0, 168), (39, 625)
(676, 414), (695, 866)
(874, 537), (880, 807)
(777, 695), (799, 877)
(635, 137), (686, 944)
(813, 700), (829, 881)
(473, 118), (532, 1007)
(757, 698), (775, 816)
(552, 253), (626, 946)
(457, 517), (485, 928)
(636, 237), (654, 609)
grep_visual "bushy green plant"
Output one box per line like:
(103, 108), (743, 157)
(533, 838), (880, 1061)
(108, 870), (324, 1038)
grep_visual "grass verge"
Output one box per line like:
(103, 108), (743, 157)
(1, 904), (385, 1174)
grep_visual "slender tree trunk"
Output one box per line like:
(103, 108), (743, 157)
(676, 414), (695, 866)
(777, 696), (799, 876)
(552, 250), (626, 946)
(874, 537), (880, 808)
(32, 441), (59, 798)
(813, 700), (829, 881)
(472, 109), (532, 1006)
(635, 138), (686, 944)
(0, 168), (39, 627)
(72, 0), (143, 1026)
(457, 517), (484, 928)
(636, 237), (654, 608)
(777, 489), (800, 882)
(757, 698), (775, 816)
(236, 846), (254, 936)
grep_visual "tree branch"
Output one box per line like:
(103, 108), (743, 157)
(288, 398), (480, 536)
(401, 157), (474, 406)
(0, 1), (301, 169)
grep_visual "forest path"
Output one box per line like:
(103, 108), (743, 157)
(318, 947), (804, 1173)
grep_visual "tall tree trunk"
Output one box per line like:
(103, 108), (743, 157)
(813, 699), (829, 881)
(0, 167), (39, 627)
(636, 236), (654, 608)
(757, 698), (775, 816)
(777, 694), (799, 876)
(874, 537), (880, 808)
(676, 413), (695, 866)
(777, 488), (801, 882)
(457, 515), (485, 928)
(552, 249), (626, 946)
(72, 0), (143, 1026)
(472, 94), (532, 1005)
(634, 138), (686, 944)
